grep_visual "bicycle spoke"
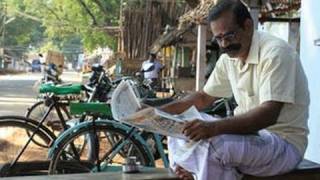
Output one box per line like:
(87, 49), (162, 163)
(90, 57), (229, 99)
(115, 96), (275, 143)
(49, 124), (151, 174)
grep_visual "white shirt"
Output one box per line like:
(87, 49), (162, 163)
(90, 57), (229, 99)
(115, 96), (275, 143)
(203, 31), (310, 156)
(142, 60), (163, 79)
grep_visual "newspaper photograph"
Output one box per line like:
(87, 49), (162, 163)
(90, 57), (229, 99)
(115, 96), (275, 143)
(110, 80), (204, 139)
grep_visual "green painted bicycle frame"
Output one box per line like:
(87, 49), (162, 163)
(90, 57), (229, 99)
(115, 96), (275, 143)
(153, 133), (169, 167)
(39, 83), (82, 95)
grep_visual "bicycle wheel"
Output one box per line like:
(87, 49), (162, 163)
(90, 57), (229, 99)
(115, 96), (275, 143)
(48, 122), (153, 174)
(0, 116), (55, 176)
(25, 101), (71, 147)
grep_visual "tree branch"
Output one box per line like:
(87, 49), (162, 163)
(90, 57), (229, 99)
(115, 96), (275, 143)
(77, 0), (98, 26)
(92, 0), (108, 15)
(14, 10), (42, 22)
(40, 2), (62, 21)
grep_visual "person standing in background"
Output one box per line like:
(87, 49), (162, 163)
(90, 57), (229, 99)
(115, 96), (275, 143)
(141, 52), (164, 89)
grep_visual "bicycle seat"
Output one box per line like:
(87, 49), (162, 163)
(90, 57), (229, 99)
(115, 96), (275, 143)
(69, 102), (112, 116)
(39, 83), (82, 95)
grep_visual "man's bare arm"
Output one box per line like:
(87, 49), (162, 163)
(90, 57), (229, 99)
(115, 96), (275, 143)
(218, 101), (283, 134)
(183, 101), (283, 141)
(160, 91), (218, 114)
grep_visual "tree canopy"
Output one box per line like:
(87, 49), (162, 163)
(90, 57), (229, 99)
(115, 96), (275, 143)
(1, 0), (188, 61)
(1, 0), (121, 58)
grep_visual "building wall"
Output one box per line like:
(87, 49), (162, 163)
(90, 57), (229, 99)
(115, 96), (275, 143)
(260, 22), (289, 42)
(259, 22), (300, 52)
(300, 0), (320, 163)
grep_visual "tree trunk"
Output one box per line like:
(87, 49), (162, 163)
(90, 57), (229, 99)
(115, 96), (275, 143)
(122, 0), (188, 63)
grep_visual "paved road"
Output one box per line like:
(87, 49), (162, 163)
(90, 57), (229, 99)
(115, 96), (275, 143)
(0, 71), (81, 116)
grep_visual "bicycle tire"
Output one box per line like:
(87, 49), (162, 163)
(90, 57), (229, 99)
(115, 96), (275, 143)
(0, 116), (56, 176)
(48, 121), (153, 174)
(25, 101), (70, 147)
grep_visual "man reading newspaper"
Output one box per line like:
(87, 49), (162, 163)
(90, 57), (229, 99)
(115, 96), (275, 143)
(111, 2), (309, 178)
(155, 1), (309, 180)
(110, 2), (307, 180)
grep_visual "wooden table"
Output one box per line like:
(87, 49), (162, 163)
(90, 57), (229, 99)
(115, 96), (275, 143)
(1, 168), (179, 180)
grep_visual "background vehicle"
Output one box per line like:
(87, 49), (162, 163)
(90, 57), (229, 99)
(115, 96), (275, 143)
(42, 63), (62, 84)
(31, 59), (41, 72)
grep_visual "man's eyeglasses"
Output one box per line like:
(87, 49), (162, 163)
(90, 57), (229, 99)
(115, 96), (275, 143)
(212, 31), (237, 44)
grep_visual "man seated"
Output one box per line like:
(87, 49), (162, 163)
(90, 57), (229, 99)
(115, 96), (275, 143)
(158, 1), (309, 179)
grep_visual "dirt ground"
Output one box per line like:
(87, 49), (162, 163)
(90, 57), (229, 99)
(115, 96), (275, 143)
(0, 128), (47, 164)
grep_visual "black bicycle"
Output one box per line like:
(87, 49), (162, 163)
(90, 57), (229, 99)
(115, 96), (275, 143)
(0, 66), (112, 176)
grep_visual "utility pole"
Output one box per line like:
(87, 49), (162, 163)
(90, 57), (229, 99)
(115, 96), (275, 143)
(119, 0), (124, 53)
(0, 0), (7, 68)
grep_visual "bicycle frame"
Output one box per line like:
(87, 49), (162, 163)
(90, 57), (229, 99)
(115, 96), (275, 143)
(152, 133), (169, 167)
(48, 98), (236, 173)
(10, 94), (71, 169)
(48, 119), (157, 170)
(97, 129), (170, 170)
(3, 66), (113, 175)
(12, 72), (106, 170)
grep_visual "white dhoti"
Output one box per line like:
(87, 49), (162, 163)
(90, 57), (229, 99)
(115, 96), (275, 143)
(168, 113), (301, 180)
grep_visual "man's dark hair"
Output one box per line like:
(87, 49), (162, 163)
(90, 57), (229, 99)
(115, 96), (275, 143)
(149, 52), (156, 59)
(208, 0), (252, 28)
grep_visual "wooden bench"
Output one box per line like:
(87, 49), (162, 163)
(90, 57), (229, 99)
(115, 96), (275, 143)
(244, 159), (320, 180)
(0, 167), (179, 180)
(1, 159), (319, 180)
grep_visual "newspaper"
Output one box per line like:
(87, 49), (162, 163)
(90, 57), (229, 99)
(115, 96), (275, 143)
(110, 80), (141, 121)
(111, 80), (203, 139)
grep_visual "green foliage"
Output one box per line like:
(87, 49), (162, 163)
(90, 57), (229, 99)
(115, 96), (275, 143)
(20, 0), (120, 52)
(1, 0), (44, 56)
(39, 41), (59, 53)
(2, 0), (120, 57)
(82, 30), (116, 52)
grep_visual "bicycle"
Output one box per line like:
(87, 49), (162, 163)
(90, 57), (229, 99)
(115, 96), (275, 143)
(0, 64), (174, 176)
(47, 101), (168, 174)
(26, 64), (174, 153)
(26, 64), (156, 132)
(0, 66), (112, 176)
(26, 83), (84, 146)
(47, 92), (235, 174)
(25, 64), (117, 144)
(0, 83), (83, 176)
(0, 116), (55, 176)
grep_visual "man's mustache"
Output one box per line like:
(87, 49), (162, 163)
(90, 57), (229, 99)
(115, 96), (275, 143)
(220, 44), (241, 53)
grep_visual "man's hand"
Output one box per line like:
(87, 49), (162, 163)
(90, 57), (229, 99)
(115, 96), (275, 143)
(182, 120), (218, 141)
